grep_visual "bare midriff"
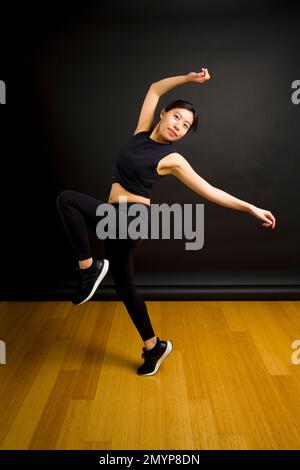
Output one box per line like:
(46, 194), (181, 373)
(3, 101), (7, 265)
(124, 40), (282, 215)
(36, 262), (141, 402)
(107, 182), (151, 206)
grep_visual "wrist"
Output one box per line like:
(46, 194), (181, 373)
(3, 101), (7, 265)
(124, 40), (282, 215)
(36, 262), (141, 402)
(247, 203), (256, 214)
(185, 74), (193, 83)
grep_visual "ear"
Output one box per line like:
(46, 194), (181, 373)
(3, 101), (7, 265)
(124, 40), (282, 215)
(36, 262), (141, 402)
(160, 108), (166, 119)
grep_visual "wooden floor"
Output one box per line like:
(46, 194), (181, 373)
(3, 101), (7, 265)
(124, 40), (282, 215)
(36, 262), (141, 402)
(0, 299), (300, 450)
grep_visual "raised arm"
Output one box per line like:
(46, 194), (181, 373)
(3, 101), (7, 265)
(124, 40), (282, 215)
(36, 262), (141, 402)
(134, 68), (210, 135)
(162, 153), (276, 229)
(151, 69), (210, 96)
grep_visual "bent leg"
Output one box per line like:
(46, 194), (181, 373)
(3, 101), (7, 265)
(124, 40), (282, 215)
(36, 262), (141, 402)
(56, 189), (104, 261)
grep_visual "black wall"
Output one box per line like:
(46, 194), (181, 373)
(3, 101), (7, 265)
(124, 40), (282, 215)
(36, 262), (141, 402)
(1, 1), (300, 299)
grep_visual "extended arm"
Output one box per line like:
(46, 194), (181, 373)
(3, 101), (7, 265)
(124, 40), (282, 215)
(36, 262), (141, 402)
(167, 154), (276, 229)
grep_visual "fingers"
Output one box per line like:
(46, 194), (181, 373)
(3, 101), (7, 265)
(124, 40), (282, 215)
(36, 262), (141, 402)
(199, 67), (209, 75)
(267, 211), (276, 229)
(203, 68), (210, 80)
(262, 212), (276, 230)
(196, 67), (210, 81)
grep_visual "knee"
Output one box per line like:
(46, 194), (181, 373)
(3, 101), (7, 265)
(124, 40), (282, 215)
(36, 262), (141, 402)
(56, 189), (75, 211)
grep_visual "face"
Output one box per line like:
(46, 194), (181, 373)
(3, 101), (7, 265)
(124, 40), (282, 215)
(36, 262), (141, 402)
(159, 107), (194, 141)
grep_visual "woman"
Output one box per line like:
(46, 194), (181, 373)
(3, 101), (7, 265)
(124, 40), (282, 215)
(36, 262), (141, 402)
(56, 68), (276, 377)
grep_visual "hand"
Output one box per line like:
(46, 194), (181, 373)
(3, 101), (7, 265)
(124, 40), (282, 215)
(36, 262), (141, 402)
(186, 68), (210, 84)
(248, 205), (276, 230)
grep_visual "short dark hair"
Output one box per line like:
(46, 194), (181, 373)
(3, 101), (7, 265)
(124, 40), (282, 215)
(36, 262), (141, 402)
(163, 99), (198, 133)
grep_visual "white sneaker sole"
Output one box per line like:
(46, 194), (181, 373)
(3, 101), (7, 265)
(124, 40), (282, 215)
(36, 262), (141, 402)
(139, 340), (173, 376)
(76, 259), (109, 305)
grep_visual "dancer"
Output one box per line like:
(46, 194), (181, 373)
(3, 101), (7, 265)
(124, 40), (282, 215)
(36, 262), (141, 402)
(56, 68), (276, 376)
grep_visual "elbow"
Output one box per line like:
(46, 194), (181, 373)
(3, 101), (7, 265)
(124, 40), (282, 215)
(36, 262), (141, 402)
(202, 184), (216, 201)
(149, 82), (160, 96)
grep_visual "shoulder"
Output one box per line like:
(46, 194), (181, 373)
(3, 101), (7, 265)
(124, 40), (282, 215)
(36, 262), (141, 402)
(156, 152), (187, 176)
(159, 152), (186, 168)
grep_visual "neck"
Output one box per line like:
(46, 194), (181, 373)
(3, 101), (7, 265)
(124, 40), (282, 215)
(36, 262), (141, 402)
(150, 127), (170, 144)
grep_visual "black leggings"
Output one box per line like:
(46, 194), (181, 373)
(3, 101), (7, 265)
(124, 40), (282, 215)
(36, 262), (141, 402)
(56, 190), (155, 341)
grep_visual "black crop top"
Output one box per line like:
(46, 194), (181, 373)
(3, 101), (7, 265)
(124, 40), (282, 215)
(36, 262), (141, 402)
(112, 131), (177, 198)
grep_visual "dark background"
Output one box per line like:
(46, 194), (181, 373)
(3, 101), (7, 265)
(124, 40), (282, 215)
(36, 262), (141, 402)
(1, 0), (300, 299)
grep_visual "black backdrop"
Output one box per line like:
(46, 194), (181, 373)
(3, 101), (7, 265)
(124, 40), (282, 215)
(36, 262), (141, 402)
(1, 1), (300, 299)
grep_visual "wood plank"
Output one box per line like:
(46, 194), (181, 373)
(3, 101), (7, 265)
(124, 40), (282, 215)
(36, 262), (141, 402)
(1, 300), (300, 450)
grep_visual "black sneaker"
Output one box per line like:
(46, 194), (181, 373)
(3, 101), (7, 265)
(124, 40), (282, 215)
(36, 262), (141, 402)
(72, 258), (109, 305)
(137, 337), (173, 376)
